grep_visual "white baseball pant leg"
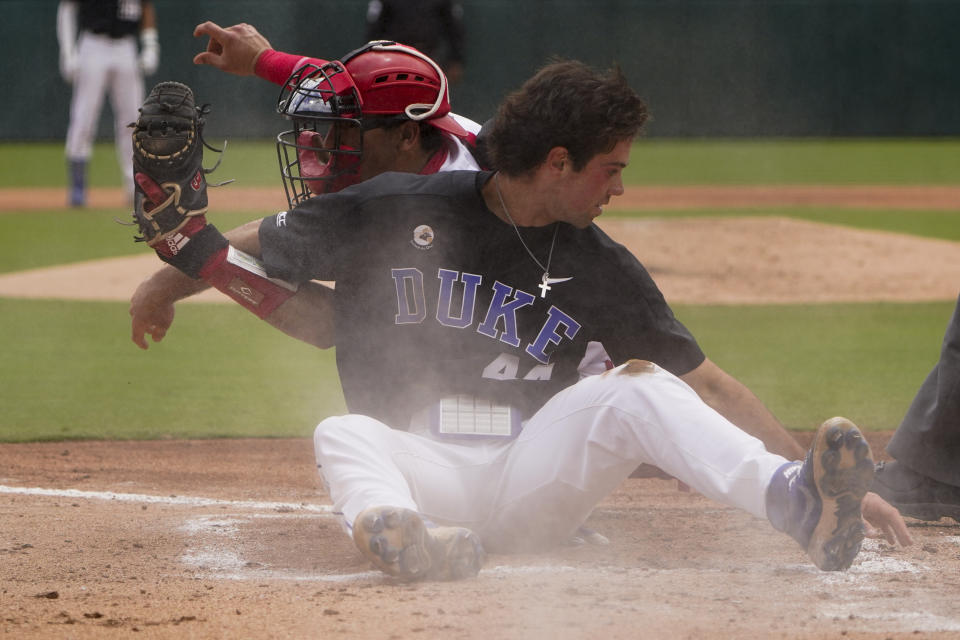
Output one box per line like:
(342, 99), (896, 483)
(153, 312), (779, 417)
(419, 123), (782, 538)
(314, 360), (789, 552)
(65, 33), (142, 194)
(481, 360), (788, 551)
(66, 34), (111, 163)
(106, 36), (143, 195)
(314, 415), (512, 535)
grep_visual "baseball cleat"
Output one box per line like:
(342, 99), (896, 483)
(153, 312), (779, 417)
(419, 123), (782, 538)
(353, 506), (486, 581)
(872, 460), (960, 523)
(68, 159), (86, 208)
(767, 417), (875, 571)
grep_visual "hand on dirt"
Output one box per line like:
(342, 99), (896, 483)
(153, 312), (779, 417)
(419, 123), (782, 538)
(861, 491), (914, 547)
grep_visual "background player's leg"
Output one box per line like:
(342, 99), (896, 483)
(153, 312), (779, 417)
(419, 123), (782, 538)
(107, 37), (144, 199)
(65, 34), (110, 207)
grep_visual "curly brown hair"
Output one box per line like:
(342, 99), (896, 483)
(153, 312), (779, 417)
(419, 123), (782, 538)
(486, 60), (648, 176)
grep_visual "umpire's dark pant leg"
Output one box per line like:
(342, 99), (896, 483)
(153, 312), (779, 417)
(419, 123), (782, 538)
(888, 293), (960, 486)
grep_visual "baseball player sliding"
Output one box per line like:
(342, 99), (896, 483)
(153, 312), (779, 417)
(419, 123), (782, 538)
(127, 56), (911, 579)
(182, 22), (907, 542)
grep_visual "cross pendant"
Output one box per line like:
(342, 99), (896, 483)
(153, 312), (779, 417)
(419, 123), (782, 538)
(538, 273), (551, 298)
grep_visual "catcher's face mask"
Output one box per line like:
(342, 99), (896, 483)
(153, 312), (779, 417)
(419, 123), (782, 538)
(276, 62), (371, 207)
(276, 42), (462, 208)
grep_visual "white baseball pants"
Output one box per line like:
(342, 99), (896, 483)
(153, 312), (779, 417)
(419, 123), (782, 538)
(65, 32), (144, 193)
(314, 360), (789, 552)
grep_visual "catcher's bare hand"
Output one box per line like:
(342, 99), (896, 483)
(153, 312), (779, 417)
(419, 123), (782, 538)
(861, 491), (913, 547)
(130, 263), (218, 349)
(130, 281), (175, 350)
(193, 21), (272, 76)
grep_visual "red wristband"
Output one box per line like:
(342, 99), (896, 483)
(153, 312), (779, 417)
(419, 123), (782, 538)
(256, 49), (328, 86)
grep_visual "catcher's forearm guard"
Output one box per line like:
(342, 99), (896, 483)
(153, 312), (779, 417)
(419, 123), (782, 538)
(200, 246), (300, 319)
(151, 220), (297, 319)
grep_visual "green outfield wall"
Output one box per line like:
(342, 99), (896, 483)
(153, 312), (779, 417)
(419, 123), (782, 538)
(10, 0), (960, 140)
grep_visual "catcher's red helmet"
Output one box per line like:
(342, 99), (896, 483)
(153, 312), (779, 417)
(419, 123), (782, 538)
(275, 41), (467, 207)
(340, 41), (467, 137)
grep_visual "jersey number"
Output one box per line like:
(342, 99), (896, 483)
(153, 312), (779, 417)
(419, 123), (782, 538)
(482, 353), (554, 381)
(117, 0), (142, 21)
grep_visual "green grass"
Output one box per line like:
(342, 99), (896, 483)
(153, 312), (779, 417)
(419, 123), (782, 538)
(0, 143), (129, 188)
(0, 298), (949, 441)
(0, 209), (260, 274)
(675, 301), (952, 431)
(624, 138), (960, 185)
(0, 299), (344, 442)
(0, 141), (281, 188)
(6, 138), (960, 189)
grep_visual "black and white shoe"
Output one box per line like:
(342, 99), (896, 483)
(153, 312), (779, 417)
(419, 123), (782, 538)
(873, 460), (960, 523)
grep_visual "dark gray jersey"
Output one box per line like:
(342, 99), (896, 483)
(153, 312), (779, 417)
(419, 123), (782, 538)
(259, 170), (704, 428)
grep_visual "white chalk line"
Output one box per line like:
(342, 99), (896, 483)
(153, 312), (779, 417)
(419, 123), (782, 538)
(0, 484), (334, 513)
(178, 513), (379, 583)
(0, 484), (377, 582)
(0, 485), (587, 584)
(810, 538), (960, 633)
(176, 513), (584, 583)
(198, 565), (584, 583)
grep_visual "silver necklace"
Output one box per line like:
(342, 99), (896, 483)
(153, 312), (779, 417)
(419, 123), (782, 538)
(494, 172), (562, 298)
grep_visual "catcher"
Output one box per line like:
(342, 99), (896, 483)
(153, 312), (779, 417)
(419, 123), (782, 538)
(129, 24), (482, 351)
(128, 62), (911, 580)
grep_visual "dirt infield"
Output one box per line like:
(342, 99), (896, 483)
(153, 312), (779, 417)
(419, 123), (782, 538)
(2, 186), (960, 638)
(3, 434), (960, 639)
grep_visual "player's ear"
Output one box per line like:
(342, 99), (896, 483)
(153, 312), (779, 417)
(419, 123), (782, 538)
(545, 147), (570, 173)
(396, 121), (420, 150)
